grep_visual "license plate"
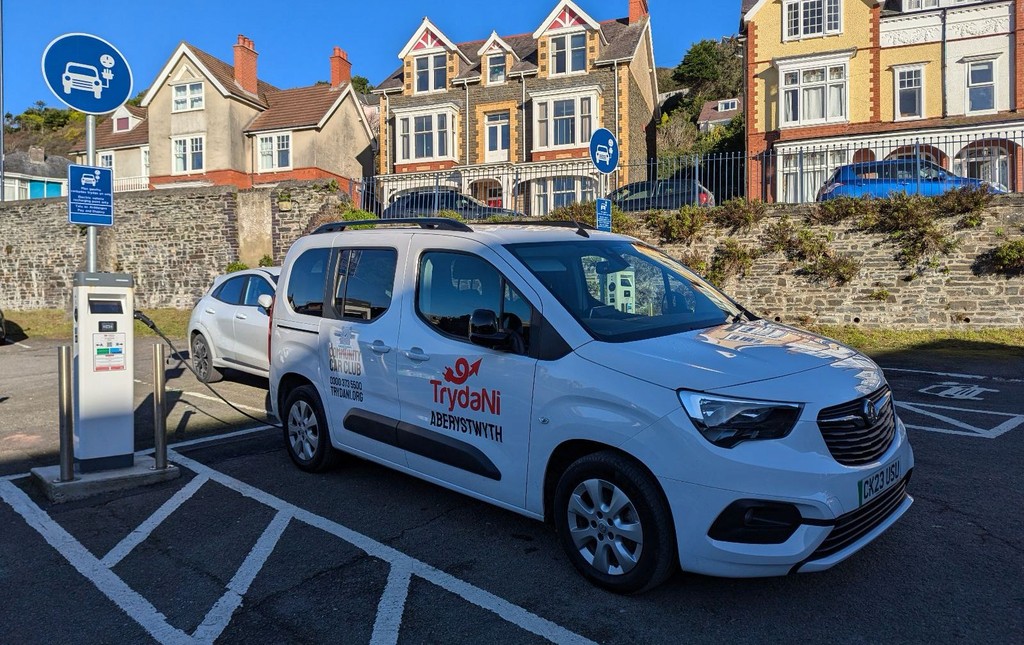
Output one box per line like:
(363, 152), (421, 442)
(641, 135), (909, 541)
(858, 459), (901, 507)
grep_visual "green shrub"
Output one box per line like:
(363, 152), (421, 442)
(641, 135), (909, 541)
(932, 184), (992, 217)
(706, 239), (758, 285)
(989, 239), (1024, 274)
(869, 289), (890, 301)
(258, 254), (274, 267)
(800, 254), (861, 285)
(648, 205), (710, 244)
(340, 208), (379, 229)
(815, 196), (876, 225)
(225, 261), (248, 273)
(436, 209), (464, 222)
(675, 250), (708, 275)
(956, 212), (985, 229)
(860, 192), (956, 267)
(543, 201), (638, 235)
(760, 216), (796, 254)
(711, 199), (766, 232)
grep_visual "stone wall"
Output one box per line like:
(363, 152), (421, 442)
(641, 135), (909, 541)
(0, 184), (1021, 327)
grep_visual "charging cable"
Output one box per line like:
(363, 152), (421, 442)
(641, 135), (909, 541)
(134, 310), (284, 429)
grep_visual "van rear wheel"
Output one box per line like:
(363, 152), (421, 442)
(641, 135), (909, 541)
(553, 451), (676, 594)
(283, 385), (336, 472)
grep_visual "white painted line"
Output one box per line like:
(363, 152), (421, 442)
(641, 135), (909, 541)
(167, 425), (276, 450)
(192, 510), (292, 644)
(898, 401), (1021, 416)
(0, 480), (192, 645)
(170, 450), (596, 645)
(0, 473), (28, 482)
(897, 402), (1024, 439)
(371, 562), (412, 645)
(100, 474), (210, 568)
(180, 390), (267, 414)
(884, 367), (1024, 383)
(13, 341), (34, 349)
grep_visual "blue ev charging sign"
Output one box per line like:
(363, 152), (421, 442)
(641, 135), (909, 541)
(589, 128), (619, 174)
(42, 33), (133, 115)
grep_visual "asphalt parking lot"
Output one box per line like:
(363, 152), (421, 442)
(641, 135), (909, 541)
(0, 336), (1021, 644)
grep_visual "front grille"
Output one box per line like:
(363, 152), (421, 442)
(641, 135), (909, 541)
(808, 474), (910, 560)
(817, 386), (896, 466)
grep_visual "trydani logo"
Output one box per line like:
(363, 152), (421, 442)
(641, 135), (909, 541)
(444, 357), (482, 385)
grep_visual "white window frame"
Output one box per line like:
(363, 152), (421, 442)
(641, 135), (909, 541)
(532, 87), (599, 151)
(141, 147), (150, 177)
(171, 81), (204, 113)
(783, 0), (842, 41)
(893, 64), (925, 121)
(414, 52), (448, 94)
(777, 53), (851, 128)
(98, 151), (114, 173)
(549, 31), (588, 76)
(485, 111), (510, 163)
(171, 134), (205, 174)
(719, 99), (738, 111)
(532, 176), (596, 216)
(903, 0), (938, 10)
(965, 58), (997, 115)
(257, 131), (292, 172)
(113, 116), (131, 133)
(394, 105), (459, 164)
(488, 54), (506, 85)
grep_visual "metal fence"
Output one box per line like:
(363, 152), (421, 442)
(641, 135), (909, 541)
(356, 127), (1024, 212)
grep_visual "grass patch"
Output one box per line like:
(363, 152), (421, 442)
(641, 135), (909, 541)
(4, 308), (191, 341)
(807, 325), (1024, 355)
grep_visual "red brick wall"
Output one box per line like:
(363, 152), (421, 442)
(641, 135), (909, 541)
(531, 148), (588, 162)
(394, 160), (457, 173)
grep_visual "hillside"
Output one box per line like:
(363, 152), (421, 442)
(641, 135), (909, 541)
(3, 102), (86, 158)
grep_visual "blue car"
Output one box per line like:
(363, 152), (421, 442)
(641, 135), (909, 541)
(816, 159), (1007, 201)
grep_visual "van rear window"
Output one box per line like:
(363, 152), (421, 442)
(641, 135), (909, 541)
(287, 248), (329, 317)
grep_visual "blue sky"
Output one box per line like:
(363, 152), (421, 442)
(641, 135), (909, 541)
(3, 0), (739, 115)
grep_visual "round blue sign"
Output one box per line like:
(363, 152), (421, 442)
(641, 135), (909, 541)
(42, 33), (133, 115)
(589, 128), (619, 174)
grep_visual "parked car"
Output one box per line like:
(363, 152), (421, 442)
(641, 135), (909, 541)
(817, 158), (1008, 201)
(261, 217), (913, 593)
(608, 178), (715, 212)
(188, 267), (280, 383)
(381, 189), (522, 219)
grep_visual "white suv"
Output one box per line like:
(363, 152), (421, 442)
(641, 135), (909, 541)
(264, 217), (913, 593)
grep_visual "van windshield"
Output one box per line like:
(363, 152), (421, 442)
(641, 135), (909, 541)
(506, 240), (746, 342)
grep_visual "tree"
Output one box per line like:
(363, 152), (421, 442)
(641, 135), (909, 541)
(671, 37), (743, 107)
(350, 75), (374, 94)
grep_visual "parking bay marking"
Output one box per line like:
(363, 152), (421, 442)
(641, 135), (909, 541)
(917, 381), (999, 401)
(884, 367), (1024, 384)
(0, 445), (595, 645)
(896, 401), (1024, 438)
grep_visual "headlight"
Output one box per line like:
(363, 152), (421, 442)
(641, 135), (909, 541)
(679, 391), (803, 448)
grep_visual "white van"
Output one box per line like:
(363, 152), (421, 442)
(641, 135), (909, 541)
(264, 218), (913, 593)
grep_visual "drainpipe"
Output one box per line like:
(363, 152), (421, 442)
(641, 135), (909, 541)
(384, 92), (391, 174)
(613, 60), (620, 189)
(465, 81), (470, 166)
(521, 77), (527, 164)
(941, 8), (948, 118)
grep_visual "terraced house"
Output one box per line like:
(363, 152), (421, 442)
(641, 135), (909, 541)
(372, 0), (659, 215)
(741, 0), (1024, 202)
(74, 36), (374, 195)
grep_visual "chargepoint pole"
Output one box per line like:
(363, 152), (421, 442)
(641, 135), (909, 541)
(85, 114), (97, 271)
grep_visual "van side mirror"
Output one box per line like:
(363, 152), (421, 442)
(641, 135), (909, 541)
(469, 309), (511, 350)
(257, 294), (274, 312)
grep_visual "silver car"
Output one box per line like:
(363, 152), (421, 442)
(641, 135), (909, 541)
(187, 267), (280, 382)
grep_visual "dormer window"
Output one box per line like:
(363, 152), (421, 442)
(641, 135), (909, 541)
(903, 0), (938, 10)
(719, 99), (738, 111)
(488, 55), (506, 84)
(114, 117), (130, 132)
(415, 54), (447, 93)
(551, 33), (587, 75)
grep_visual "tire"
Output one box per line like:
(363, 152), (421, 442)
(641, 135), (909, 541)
(553, 451), (677, 594)
(190, 333), (222, 383)
(282, 385), (337, 473)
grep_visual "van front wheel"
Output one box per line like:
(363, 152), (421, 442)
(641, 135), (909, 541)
(553, 451), (676, 594)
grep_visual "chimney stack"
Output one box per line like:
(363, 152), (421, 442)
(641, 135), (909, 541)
(28, 146), (45, 164)
(330, 47), (352, 88)
(233, 35), (258, 95)
(628, 0), (649, 24)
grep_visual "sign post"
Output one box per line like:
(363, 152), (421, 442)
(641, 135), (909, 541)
(42, 33), (132, 270)
(589, 128), (619, 232)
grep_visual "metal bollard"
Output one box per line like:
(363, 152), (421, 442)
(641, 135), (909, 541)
(152, 343), (168, 470)
(57, 345), (75, 482)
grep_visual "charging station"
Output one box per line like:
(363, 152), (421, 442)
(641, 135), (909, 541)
(72, 272), (135, 472)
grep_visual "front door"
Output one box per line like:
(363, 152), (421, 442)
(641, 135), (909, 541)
(318, 244), (406, 467)
(396, 235), (538, 509)
(485, 112), (510, 164)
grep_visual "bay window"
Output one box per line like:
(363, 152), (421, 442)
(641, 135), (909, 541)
(396, 107), (458, 163)
(533, 89), (596, 150)
(532, 176), (596, 215)
(779, 59), (848, 127)
(784, 0), (841, 40)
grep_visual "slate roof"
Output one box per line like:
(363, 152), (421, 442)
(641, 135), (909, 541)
(4, 150), (71, 179)
(245, 83), (349, 133)
(698, 98), (742, 125)
(375, 16), (648, 91)
(185, 42), (280, 107)
(70, 105), (149, 154)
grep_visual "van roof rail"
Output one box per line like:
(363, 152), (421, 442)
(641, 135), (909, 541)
(472, 220), (598, 231)
(312, 217), (473, 234)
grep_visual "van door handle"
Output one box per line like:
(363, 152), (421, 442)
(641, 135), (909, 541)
(370, 340), (391, 354)
(204, 308), (216, 314)
(404, 348), (430, 362)
(235, 313), (247, 320)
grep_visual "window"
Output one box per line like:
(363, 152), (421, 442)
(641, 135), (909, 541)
(333, 249), (398, 321)
(172, 82), (204, 112)
(534, 92), (594, 149)
(486, 112), (510, 163)
(904, 0), (938, 10)
(242, 275), (277, 307)
(784, 0), (841, 39)
(396, 109), (457, 162)
(172, 136), (204, 173)
(532, 176), (595, 215)
(488, 55), (506, 84)
(415, 54), (447, 93)
(258, 133), (291, 171)
(896, 67), (923, 119)
(719, 99), (738, 111)
(780, 63), (847, 126)
(550, 33), (587, 75)
(114, 117), (130, 132)
(214, 276), (247, 304)
(98, 152), (114, 170)
(967, 61), (995, 113)
(955, 145), (1009, 190)
(141, 147), (150, 177)
(417, 251), (532, 349)
(287, 248), (329, 317)
(780, 149), (848, 203)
